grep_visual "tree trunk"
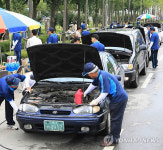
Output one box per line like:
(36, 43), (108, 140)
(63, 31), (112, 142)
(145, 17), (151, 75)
(122, 0), (124, 25)
(85, 0), (88, 28)
(50, 0), (55, 28)
(111, 1), (114, 22)
(77, 2), (81, 27)
(95, 0), (98, 27)
(108, 1), (110, 25)
(29, 0), (33, 37)
(133, 0), (135, 23)
(33, 0), (40, 20)
(62, 0), (67, 43)
(128, 0), (131, 22)
(5, 0), (10, 10)
(102, 0), (105, 27)
(140, 0), (142, 15)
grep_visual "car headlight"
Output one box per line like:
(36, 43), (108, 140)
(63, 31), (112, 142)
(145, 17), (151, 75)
(122, 64), (133, 70)
(73, 105), (100, 114)
(18, 104), (39, 113)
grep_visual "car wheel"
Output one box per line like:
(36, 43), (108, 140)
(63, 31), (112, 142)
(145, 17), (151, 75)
(100, 113), (110, 136)
(140, 61), (147, 75)
(131, 69), (139, 88)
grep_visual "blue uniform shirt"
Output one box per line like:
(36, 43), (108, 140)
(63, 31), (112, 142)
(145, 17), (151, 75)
(90, 41), (105, 51)
(82, 30), (90, 37)
(47, 33), (58, 44)
(147, 30), (151, 40)
(81, 23), (85, 31)
(92, 70), (128, 103)
(0, 74), (26, 101)
(150, 32), (159, 50)
(13, 33), (21, 51)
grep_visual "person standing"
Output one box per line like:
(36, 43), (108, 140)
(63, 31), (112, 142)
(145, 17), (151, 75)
(38, 18), (42, 36)
(47, 27), (58, 44)
(149, 27), (159, 68)
(11, 32), (22, 65)
(45, 17), (50, 34)
(81, 27), (91, 37)
(74, 27), (81, 38)
(82, 62), (128, 146)
(0, 74), (26, 130)
(26, 30), (42, 48)
(81, 21), (86, 32)
(90, 34), (105, 51)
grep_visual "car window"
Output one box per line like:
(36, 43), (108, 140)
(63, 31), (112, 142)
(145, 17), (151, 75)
(107, 56), (116, 74)
(137, 32), (145, 46)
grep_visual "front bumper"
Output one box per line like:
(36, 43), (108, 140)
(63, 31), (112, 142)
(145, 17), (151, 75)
(124, 70), (136, 84)
(16, 111), (107, 134)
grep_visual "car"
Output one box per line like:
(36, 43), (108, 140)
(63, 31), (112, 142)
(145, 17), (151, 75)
(144, 22), (163, 44)
(82, 28), (148, 88)
(16, 43), (125, 134)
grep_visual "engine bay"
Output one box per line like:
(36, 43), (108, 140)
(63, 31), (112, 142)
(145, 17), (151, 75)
(24, 81), (100, 105)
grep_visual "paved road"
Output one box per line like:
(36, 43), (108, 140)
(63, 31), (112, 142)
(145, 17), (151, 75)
(0, 45), (163, 150)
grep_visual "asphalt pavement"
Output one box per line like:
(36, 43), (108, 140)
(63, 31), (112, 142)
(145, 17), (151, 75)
(0, 45), (163, 150)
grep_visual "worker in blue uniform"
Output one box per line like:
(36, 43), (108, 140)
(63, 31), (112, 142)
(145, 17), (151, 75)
(81, 27), (90, 37)
(149, 27), (159, 68)
(82, 62), (128, 146)
(11, 32), (22, 65)
(0, 74), (26, 130)
(81, 21), (86, 32)
(47, 27), (58, 44)
(90, 34), (105, 51)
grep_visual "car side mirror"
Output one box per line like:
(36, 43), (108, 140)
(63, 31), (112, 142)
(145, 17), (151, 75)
(114, 75), (121, 81)
(139, 45), (147, 50)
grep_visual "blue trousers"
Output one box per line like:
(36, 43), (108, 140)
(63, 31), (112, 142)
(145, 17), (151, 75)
(151, 50), (158, 68)
(109, 98), (128, 140)
(0, 97), (15, 125)
(14, 51), (21, 65)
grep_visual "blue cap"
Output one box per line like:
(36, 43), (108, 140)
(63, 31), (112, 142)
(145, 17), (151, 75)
(150, 27), (155, 31)
(82, 62), (98, 76)
(47, 27), (54, 32)
(5, 75), (21, 86)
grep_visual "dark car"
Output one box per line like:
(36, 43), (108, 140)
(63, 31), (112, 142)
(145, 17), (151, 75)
(82, 28), (148, 88)
(16, 44), (124, 134)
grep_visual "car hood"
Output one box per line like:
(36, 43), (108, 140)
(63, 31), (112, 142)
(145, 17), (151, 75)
(82, 32), (133, 51)
(136, 27), (146, 43)
(144, 23), (161, 28)
(27, 44), (103, 82)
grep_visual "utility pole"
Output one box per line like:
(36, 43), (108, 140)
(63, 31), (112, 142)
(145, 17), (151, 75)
(85, 0), (88, 28)
(62, 0), (67, 43)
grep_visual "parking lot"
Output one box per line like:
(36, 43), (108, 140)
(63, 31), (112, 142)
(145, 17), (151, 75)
(0, 44), (163, 150)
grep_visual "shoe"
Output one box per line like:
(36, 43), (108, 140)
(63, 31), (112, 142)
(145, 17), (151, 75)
(7, 125), (19, 130)
(100, 141), (117, 147)
(101, 135), (118, 147)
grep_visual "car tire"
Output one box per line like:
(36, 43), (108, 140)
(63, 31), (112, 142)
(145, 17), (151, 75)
(140, 61), (147, 75)
(100, 113), (110, 136)
(131, 69), (139, 88)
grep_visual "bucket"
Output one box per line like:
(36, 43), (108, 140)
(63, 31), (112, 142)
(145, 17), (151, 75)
(7, 56), (17, 63)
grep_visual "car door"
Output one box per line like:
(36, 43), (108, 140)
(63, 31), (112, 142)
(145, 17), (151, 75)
(135, 31), (146, 72)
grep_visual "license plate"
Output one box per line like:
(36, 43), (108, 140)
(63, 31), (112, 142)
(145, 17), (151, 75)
(44, 120), (64, 131)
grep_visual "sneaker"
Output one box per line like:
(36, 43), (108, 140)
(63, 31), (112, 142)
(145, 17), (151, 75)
(7, 125), (19, 130)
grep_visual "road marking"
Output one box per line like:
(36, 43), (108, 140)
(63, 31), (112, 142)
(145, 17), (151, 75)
(141, 73), (153, 88)
(103, 129), (124, 150)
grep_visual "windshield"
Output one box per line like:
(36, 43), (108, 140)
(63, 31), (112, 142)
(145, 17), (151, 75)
(40, 77), (93, 83)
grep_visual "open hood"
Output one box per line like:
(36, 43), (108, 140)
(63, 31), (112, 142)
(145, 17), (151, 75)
(144, 23), (161, 28)
(136, 27), (146, 43)
(82, 32), (133, 51)
(27, 44), (103, 82)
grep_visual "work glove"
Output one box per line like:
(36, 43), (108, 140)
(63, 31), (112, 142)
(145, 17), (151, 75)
(11, 46), (15, 50)
(89, 99), (99, 106)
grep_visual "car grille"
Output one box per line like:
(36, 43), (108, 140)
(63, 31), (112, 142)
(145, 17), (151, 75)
(40, 110), (71, 115)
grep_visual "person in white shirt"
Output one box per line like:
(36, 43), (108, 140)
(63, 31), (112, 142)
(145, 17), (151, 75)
(74, 27), (81, 38)
(26, 30), (42, 48)
(23, 72), (36, 95)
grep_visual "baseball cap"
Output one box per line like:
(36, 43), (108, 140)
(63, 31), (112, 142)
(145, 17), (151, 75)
(47, 27), (54, 32)
(5, 75), (21, 86)
(150, 27), (155, 31)
(82, 62), (99, 76)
